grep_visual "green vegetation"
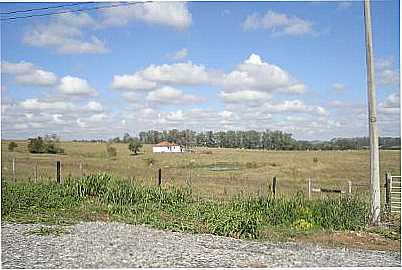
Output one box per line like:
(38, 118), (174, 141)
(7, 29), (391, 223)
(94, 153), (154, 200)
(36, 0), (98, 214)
(137, 129), (400, 150)
(27, 135), (64, 154)
(8, 141), (18, 152)
(128, 139), (142, 155)
(2, 173), (372, 240)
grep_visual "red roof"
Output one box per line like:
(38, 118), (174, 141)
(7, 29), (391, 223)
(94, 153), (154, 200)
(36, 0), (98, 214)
(154, 141), (178, 147)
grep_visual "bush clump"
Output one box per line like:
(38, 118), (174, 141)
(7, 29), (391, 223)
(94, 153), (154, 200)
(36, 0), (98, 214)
(27, 136), (64, 154)
(8, 141), (18, 152)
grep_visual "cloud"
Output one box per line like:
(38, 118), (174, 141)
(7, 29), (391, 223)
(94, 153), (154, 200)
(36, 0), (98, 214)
(146, 86), (204, 104)
(375, 57), (400, 86)
(141, 62), (215, 85)
(382, 92), (400, 109)
(221, 54), (303, 93)
(87, 113), (108, 122)
(76, 118), (88, 128)
(171, 48), (188, 60)
(219, 90), (272, 104)
(2, 61), (57, 86)
(337, 2), (352, 10)
(111, 74), (158, 91)
(332, 83), (345, 93)
(112, 62), (217, 92)
(242, 10), (315, 36)
(263, 100), (329, 116)
(19, 98), (75, 111)
(23, 13), (108, 54)
(86, 101), (104, 112)
(58, 76), (98, 96)
(101, 2), (192, 30)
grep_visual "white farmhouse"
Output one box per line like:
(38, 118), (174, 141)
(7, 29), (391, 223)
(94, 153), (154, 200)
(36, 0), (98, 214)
(152, 141), (183, 153)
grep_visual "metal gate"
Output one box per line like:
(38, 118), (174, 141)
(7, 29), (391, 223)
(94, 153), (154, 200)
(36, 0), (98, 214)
(385, 173), (401, 214)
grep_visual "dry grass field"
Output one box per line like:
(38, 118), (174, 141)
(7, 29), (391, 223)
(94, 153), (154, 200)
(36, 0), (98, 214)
(1, 140), (400, 200)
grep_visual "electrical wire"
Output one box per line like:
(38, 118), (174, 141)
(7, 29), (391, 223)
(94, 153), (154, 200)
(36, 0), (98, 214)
(1, 1), (151, 22)
(0, 2), (92, 15)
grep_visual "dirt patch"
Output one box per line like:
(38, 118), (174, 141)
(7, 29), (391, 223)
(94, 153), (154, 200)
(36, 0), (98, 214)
(295, 231), (401, 252)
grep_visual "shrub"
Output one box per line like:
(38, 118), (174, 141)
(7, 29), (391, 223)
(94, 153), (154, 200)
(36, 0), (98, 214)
(8, 142), (18, 152)
(313, 157), (319, 163)
(128, 138), (142, 155)
(106, 144), (117, 158)
(27, 136), (64, 154)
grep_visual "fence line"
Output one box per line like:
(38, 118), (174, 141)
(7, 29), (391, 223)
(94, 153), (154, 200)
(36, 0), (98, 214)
(307, 178), (350, 199)
(3, 159), (401, 212)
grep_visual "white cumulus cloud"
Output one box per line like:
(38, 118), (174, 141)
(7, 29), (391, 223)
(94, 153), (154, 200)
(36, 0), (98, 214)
(58, 76), (98, 96)
(102, 2), (192, 30)
(2, 61), (57, 86)
(242, 10), (315, 36)
(146, 86), (204, 104)
(23, 13), (108, 54)
(19, 98), (75, 111)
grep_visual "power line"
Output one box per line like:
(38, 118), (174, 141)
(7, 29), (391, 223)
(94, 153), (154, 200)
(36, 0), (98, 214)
(1, 1), (151, 22)
(0, 2), (92, 15)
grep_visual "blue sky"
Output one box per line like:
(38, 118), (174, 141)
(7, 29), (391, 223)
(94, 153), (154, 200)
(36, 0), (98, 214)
(1, 1), (400, 140)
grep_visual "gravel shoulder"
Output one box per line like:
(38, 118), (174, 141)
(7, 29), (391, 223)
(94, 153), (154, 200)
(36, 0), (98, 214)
(2, 222), (401, 268)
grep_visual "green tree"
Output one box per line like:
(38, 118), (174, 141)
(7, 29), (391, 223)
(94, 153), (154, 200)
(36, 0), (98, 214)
(128, 138), (142, 155)
(8, 141), (18, 152)
(27, 136), (64, 154)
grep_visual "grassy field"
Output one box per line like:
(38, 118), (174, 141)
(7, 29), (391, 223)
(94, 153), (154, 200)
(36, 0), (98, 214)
(1, 140), (400, 200)
(2, 141), (401, 251)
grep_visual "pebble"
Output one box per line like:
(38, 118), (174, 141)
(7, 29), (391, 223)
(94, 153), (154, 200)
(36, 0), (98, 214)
(1, 222), (400, 268)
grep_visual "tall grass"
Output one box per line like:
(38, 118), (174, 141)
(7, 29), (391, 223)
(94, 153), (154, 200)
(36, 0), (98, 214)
(2, 173), (370, 239)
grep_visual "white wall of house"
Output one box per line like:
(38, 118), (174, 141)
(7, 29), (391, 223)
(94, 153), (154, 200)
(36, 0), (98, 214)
(153, 146), (183, 153)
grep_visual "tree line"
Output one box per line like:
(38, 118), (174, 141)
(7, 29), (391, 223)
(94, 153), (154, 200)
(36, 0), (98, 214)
(123, 129), (400, 151)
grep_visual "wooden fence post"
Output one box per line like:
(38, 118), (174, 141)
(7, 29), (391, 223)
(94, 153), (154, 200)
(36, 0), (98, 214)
(308, 178), (311, 200)
(56, 161), (61, 183)
(157, 168), (162, 187)
(385, 172), (391, 211)
(12, 158), (16, 182)
(272, 176), (277, 197)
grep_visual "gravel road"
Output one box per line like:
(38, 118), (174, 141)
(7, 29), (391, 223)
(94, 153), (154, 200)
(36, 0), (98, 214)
(2, 222), (400, 268)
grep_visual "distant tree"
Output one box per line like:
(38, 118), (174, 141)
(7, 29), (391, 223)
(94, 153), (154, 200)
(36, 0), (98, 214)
(28, 136), (64, 154)
(123, 133), (131, 143)
(111, 137), (121, 143)
(28, 137), (45, 153)
(128, 138), (142, 155)
(8, 141), (18, 152)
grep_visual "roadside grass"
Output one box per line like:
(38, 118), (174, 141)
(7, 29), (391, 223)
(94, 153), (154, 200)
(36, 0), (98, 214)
(2, 173), (384, 242)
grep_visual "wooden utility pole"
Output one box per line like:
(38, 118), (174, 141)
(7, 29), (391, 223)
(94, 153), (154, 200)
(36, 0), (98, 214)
(364, 0), (381, 225)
